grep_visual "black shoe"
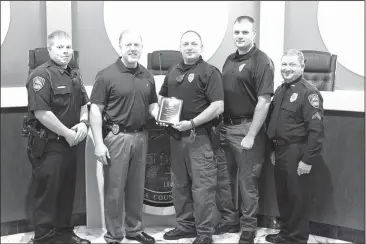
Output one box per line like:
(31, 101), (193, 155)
(126, 232), (155, 244)
(239, 231), (256, 244)
(265, 234), (289, 243)
(268, 217), (283, 230)
(214, 223), (240, 235)
(192, 235), (212, 244)
(163, 227), (197, 240)
(54, 231), (91, 244)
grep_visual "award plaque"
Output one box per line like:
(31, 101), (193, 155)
(157, 97), (183, 125)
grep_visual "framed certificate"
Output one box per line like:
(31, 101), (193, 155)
(157, 97), (183, 125)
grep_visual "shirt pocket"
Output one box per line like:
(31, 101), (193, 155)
(52, 86), (71, 107)
(281, 102), (298, 119)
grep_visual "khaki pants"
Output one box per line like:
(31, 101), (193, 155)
(103, 131), (148, 243)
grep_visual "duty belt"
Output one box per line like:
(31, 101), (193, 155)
(105, 124), (145, 135)
(223, 116), (253, 125)
(47, 131), (65, 141)
(28, 126), (64, 141)
(180, 127), (209, 137)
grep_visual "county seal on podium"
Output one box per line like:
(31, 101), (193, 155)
(143, 119), (175, 215)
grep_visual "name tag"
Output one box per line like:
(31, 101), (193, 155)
(57, 86), (66, 89)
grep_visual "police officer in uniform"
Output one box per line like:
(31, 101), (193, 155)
(25, 30), (91, 244)
(89, 30), (157, 244)
(265, 49), (324, 244)
(160, 30), (224, 244)
(215, 16), (274, 243)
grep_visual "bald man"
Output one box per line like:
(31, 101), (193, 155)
(89, 30), (158, 244)
(159, 30), (224, 244)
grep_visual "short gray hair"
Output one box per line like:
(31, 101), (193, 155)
(118, 30), (142, 45)
(47, 30), (71, 49)
(282, 49), (305, 66)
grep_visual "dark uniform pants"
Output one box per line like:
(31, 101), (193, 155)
(29, 139), (77, 239)
(103, 131), (148, 243)
(214, 147), (239, 226)
(274, 143), (312, 243)
(218, 119), (265, 231)
(170, 133), (217, 236)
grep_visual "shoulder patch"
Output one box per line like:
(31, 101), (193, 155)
(308, 93), (319, 108)
(33, 76), (45, 92)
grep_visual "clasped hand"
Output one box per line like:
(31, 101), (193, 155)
(65, 122), (88, 147)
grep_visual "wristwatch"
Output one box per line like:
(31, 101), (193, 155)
(80, 119), (90, 128)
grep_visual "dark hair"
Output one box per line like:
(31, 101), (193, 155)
(47, 30), (71, 49)
(234, 15), (255, 25)
(180, 30), (203, 45)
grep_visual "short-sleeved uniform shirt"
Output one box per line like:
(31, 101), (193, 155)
(90, 58), (158, 129)
(159, 56), (224, 127)
(26, 59), (89, 129)
(272, 76), (324, 165)
(222, 44), (274, 118)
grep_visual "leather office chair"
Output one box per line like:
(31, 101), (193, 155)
(147, 50), (183, 76)
(28, 47), (79, 74)
(147, 50), (183, 97)
(302, 50), (337, 91)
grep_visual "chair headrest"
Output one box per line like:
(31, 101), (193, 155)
(302, 50), (335, 73)
(148, 50), (183, 73)
(29, 47), (79, 69)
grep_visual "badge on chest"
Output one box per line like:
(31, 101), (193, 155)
(290, 93), (298, 102)
(188, 73), (195, 83)
(239, 63), (246, 72)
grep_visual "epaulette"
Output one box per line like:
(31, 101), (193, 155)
(300, 78), (318, 92)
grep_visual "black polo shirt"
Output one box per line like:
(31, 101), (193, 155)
(159, 56), (224, 124)
(26, 59), (89, 128)
(222, 44), (274, 118)
(90, 58), (158, 129)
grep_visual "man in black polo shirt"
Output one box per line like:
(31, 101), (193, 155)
(215, 16), (274, 243)
(89, 30), (158, 244)
(159, 30), (224, 244)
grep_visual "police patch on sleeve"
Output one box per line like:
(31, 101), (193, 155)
(32, 76), (45, 92)
(308, 94), (319, 108)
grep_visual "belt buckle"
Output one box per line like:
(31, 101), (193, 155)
(111, 124), (120, 135)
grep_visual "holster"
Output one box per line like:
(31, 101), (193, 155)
(165, 126), (181, 141)
(207, 126), (220, 151)
(27, 126), (48, 158)
(102, 125), (109, 140)
(207, 114), (223, 151)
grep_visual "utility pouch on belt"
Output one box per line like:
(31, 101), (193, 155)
(28, 127), (48, 158)
(21, 116), (30, 137)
